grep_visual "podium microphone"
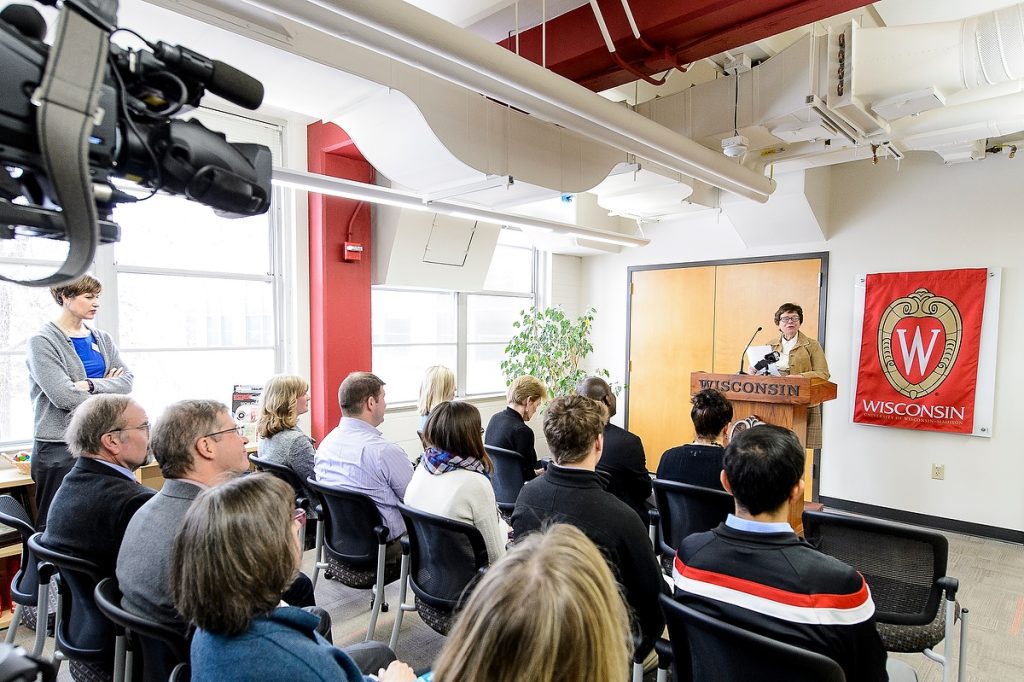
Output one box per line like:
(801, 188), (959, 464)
(738, 326), (762, 374)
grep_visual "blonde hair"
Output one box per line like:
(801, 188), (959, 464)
(507, 375), (548, 406)
(432, 524), (631, 682)
(257, 375), (308, 438)
(417, 365), (456, 417)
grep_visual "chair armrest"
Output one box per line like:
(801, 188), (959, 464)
(648, 508), (660, 526)
(37, 561), (57, 585)
(937, 575), (959, 600)
(400, 535), (411, 555)
(372, 525), (390, 544)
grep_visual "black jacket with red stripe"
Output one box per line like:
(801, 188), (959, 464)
(673, 523), (889, 681)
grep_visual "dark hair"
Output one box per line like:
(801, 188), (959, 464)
(50, 274), (101, 305)
(691, 388), (733, 438)
(722, 424), (804, 516)
(170, 474), (296, 636)
(774, 303), (804, 325)
(151, 400), (226, 479)
(338, 371), (385, 416)
(423, 401), (491, 473)
(542, 395), (607, 465)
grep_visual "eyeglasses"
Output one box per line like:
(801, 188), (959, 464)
(107, 422), (150, 435)
(203, 425), (246, 438)
(778, 316), (801, 324)
(293, 508), (307, 528)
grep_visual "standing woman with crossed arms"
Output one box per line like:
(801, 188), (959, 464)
(27, 275), (132, 529)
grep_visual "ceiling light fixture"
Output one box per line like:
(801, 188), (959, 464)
(271, 168), (650, 247)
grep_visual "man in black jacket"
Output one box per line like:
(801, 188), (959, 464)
(40, 394), (155, 577)
(577, 376), (652, 521)
(512, 395), (666, 668)
(672, 425), (898, 681)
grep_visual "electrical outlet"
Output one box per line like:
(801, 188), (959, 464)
(931, 464), (945, 480)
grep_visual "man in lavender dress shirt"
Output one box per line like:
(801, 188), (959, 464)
(314, 371), (414, 568)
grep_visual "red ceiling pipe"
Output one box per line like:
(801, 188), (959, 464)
(498, 0), (869, 92)
(307, 121), (374, 442)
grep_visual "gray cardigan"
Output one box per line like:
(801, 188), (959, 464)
(27, 321), (133, 441)
(257, 426), (316, 499)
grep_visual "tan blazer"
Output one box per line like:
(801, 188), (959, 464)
(770, 331), (830, 381)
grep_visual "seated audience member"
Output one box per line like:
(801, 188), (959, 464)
(577, 376), (651, 521)
(118, 399), (316, 629)
(405, 401), (510, 563)
(512, 395), (665, 667)
(314, 372), (413, 569)
(41, 395), (155, 576)
(673, 424), (898, 682)
(172, 474), (412, 682)
(484, 375), (548, 482)
(657, 388), (733, 489)
(257, 374), (316, 500)
(416, 365), (456, 434)
(431, 524), (631, 682)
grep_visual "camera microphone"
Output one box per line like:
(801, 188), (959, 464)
(753, 351), (781, 373)
(153, 42), (264, 110)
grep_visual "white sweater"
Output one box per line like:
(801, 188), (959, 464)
(405, 465), (510, 564)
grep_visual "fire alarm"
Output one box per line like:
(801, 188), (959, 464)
(342, 242), (364, 262)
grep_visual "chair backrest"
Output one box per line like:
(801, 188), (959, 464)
(483, 445), (525, 507)
(27, 533), (113, 661)
(249, 454), (307, 504)
(305, 479), (387, 568)
(0, 495), (40, 605)
(94, 577), (189, 682)
(397, 503), (489, 610)
(660, 594), (846, 682)
(652, 479), (734, 558)
(802, 509), (946, 625)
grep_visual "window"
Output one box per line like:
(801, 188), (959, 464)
(0, 109), (285, 447)
(371, 235), (535, 403)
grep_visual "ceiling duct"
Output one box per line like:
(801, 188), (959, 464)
(239, 0), (776, 202)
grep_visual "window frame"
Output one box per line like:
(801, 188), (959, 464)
(372, 244), (537, 404)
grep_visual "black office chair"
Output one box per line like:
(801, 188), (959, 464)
(660, 594), (846, 682)
(0, 495), (48, 657)
(27, 534), (115, 680)
(249, 455), (326, 587)
(651, 479), (734, 574)
(389, 504), (489, 650)
(483, 445), (525, 516)
(94, 578), (189, 682)
(304, 479), (400, 642)
(803, 509), (967, 682)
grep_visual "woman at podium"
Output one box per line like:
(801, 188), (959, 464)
(768, 303), (830, 448)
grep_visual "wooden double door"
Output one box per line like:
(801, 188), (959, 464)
(626, 255), (827, 491)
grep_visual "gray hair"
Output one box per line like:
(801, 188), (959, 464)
(65, 395), (133, 457)
(151, 400), (227, 479)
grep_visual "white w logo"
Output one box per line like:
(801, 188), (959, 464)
(895, 327), (941, 374)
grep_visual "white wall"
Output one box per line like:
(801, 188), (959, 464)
(579, 153), (1024, 533)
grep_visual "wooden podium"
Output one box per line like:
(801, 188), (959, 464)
(690, 372), (838, 531)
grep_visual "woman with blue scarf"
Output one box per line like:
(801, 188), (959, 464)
(405, 401), (510, 563)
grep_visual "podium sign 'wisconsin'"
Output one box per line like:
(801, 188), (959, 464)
(854, 268), (987, 434)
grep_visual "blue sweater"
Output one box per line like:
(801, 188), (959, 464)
(190, 607), (369, 682)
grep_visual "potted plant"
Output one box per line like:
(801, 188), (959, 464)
(500, 306), (616, 398)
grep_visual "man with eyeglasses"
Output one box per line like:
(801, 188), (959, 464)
(39, 394), (156, 578)
(118, 399), (395, 677)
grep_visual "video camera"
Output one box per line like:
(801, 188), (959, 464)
(0, 0), (273, 286)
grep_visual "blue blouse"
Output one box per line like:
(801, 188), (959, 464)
(71, 334), (106, 378)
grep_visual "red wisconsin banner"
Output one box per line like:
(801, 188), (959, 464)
(854, 268), (987, 434)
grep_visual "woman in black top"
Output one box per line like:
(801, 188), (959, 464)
(484, 375), (548, 481)
(657, 388), (733, 490)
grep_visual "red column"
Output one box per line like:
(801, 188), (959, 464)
(307, 122), (373, 441)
